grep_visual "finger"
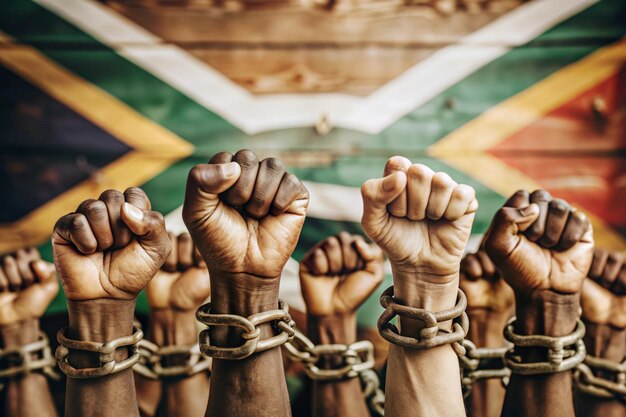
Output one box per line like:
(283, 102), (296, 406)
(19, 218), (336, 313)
(271, 173), (306, 216)
(426, 172), (456, 220)
(612, 265), (626, 296)
(120, 203), (172, 262)
(0, 267), (8, 292)
(525, 190), (551, 242)
(124, 187), (151, 211)
(177, 233), (194, 270)
(476, 250), (497, 279)
(53, 213), (98, 255)
(538, 199), (570, 248)
(588, 248), (609, 280)
(353, 237), (383, 264)
(222, 149), (259, 207)
(322, 237), (343, 275)
(2, 256), (21, 291)
(24, 247), (41, 263)
(30, 260), (60, 303)
(337, 232), (358, 272)
(461, 254), (482, 280)
(183, 162), (242, 221)
(505, 190), (530, 208)
(163, 232), (178, 272)
(76, 199), (114, 251)
(193, 247), (206, 268)
(407, 164), (434, 221)
(444, 184), (476, 221)
(306, 248), (329, 276)
(384, 156), (412, 218)
(245, 157), (285, 219)
(15, 249), (35, 287)
(209, 151), (233, 165)
(556, 210), (589, 251)
(99, 189), (132, 249)
(361, 172), (407, 232)
(600, 252), (623, 289)
(484, 204), (540, 262)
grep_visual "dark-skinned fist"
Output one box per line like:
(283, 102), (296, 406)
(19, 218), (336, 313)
(183, 149), (309, 279)
(484, 189), (593, 297)
(52, 187), (171, 301)
(581, 248), (626, 328)
(460, 249), (513, 312)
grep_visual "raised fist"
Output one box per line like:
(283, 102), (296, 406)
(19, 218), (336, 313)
(460, 249), (513, 312)
(147, 232), (211, 311)
(183, 149), (309, 279)
(361, 157), (478, 282)
(300, 232), (384, 316)
(0, 248), (59, 325)
(581, 248), (626, 326)
(484, 189), (593, 297)
(52, 187), (171, 301)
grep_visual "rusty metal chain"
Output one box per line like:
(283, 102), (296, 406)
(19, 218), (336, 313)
(377, 286), (469, 355)
(0, 331), (60, 390)
(134, 339), (212, 380)
(55, 325), (143, 379)
(284, 327), (384, 414)
(196, 300), (296, 360)
(458, 339), (511, 398)
(574, 355), (626, 399)
(284, 328), (375, 381)
(503, 317), (586, 375)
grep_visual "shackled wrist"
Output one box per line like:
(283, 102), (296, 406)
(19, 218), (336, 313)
(0, 319), (40, 348)
(514, 290), (579, 337)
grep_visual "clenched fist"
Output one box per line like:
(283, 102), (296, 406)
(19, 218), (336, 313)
(0, 248), (59, 325)
(361, 157), (478, 283)
(581, 249), (626, 327)
(484, 189), (593, 297)
(52, 187), (171, 301)
(460, 249), (513, 312)
(300, 232), (384, 317)
(183, 149), (309, 280)
(147, 232), (210, 311)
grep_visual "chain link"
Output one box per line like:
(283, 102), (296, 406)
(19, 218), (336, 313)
(0, 331), (60, 391)
(56, 325), (143, 379)
(196, 300), (296, 360)
(574, 355), (626, 399)
(134, 339), (212, 380)
(378, 286), (469, 355)
(503, 317), (586, 375)
(458, 339), (511, 398)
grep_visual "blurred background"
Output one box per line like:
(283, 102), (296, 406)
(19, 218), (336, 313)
(0, 0), (624, 361)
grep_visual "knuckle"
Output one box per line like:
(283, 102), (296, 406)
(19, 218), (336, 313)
(263, 157), (285, 174)
(99, 189), (124, 202)
(431, 172), (455, 189)
(234, 149), (259, 167)
(70, 215), (88, 231)
(452, 184), (475, 200)
(549, 199), (569, 213)
(531, 189), (551, 202)
(408, 163), (434, 179)
(188, 166), (205, 186)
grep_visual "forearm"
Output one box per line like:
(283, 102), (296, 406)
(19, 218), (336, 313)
(65, 299), (139, 417)
(151, 309), (210, 417)
(466, 309), (510, 417)
(1, 319), (58, 417)
(575, 323), (626, 417)
(308, 314), (370, 417)
(206, 273), (291, 417)
(501, 290), (579, 417)
(135, 316), (162, 417)
(385, 272), (465, 417)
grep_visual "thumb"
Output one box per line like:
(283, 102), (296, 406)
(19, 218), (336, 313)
(30, 260), (60, 300)
(183, 162), (241, 220)
(485, 204), (540, 261)
(121, 203), (172, 260)
(361, 171), (407, 231)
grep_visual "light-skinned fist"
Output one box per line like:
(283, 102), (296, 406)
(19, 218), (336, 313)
(0, 248), (59, 325)
(300, 232), (384, 317)
(361, 157), (478, 284)
(52, 187), (171, 301)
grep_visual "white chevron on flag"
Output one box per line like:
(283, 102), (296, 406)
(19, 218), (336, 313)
(36, 0), (598, 134)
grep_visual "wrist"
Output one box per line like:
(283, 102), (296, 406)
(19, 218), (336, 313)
(583, 322), (625, 362)
(466, 308), (511, 348)
(209, 272), (280, 316)
(67, 299), (135, 368)
(307, 314), (357, 345)
(0, 318), (40, 348)
(148, 309), (198, 346)
(514, 290), (579, 337)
